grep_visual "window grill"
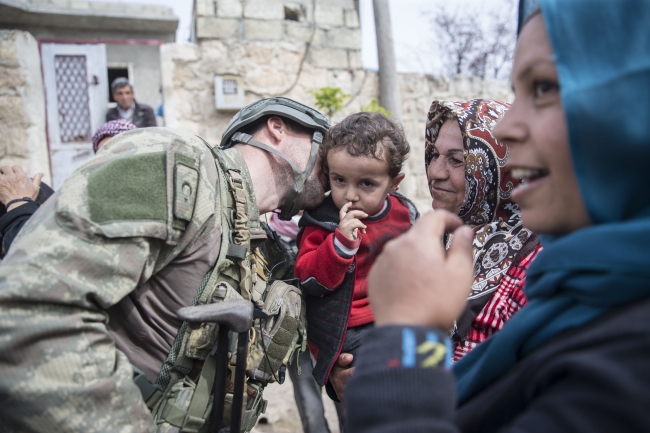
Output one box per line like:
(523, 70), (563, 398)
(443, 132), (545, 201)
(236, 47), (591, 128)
(54, 55), (92, 143)
(223, 79), (238, 95)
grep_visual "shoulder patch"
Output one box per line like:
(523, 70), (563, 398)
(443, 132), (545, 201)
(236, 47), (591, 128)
(174, 153), (199, 222)
(87, 152), (167, 224)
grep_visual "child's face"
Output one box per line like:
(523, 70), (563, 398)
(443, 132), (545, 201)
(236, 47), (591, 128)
(327, 148), (403, 216)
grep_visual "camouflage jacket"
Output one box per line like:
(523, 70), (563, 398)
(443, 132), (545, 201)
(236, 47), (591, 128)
(0, 128), (263, 432)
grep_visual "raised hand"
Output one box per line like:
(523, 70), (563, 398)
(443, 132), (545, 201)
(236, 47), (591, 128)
(338, 201), (368, 240)
(0, 166), (43, 211)
(368, 210), (474, 329)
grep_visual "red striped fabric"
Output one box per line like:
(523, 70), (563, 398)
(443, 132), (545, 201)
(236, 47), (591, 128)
(453, 245), (543, 363)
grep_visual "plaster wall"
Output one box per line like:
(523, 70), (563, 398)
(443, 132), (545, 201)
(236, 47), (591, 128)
(0, 30), (51, 183)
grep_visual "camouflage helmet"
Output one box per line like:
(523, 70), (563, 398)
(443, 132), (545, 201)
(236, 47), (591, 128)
(220, 97), (330, 148)
(220, 97), (330, 220)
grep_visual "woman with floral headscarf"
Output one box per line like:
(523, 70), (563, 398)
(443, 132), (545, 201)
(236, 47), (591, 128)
(346, 0), (650, 431)
(424, 99), (541, 361)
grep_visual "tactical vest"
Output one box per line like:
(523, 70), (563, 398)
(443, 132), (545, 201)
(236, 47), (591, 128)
(136, 141), (307, 433)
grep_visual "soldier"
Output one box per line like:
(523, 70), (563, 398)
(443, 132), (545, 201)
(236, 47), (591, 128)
(0, 98), (330, 432)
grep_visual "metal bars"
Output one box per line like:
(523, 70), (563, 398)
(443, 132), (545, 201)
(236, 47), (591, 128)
(54, 55), (92, 143)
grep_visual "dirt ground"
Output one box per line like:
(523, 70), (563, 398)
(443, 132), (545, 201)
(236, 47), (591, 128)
(251, 373), (341, 433)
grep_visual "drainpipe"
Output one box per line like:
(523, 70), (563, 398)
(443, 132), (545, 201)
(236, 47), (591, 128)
(373, 0), (402, 118)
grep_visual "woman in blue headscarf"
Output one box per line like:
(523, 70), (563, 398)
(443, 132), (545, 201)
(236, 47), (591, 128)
(344, 0), (650, 431)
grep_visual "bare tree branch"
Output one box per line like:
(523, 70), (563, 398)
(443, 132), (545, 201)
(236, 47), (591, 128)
(425, 0), (516, 79)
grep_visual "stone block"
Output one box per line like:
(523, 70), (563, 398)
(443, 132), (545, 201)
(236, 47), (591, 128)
(244, 20), (284, 41)
(314, 5), (344, 27)
(285, 22), (312, 43)
(285, 22), (327, 46)
(0, 70), (23, 91)
(0, 31), (50, 183)
(216, 0), (242, 18)
(343, 8), (359, 28)
(309, 48), (348, 69)
(161, 43), (201, 62)
(195, 0), (214, 17)
(327, 27), (361, 49)
(199, 39), (230, 64)
(348, 50), (362, 69)
(196, 17), (239, 39)
(244, 0), (284, 20)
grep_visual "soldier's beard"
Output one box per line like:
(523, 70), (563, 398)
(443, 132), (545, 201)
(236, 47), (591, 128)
(280, 136), (326, 212)
(301, 169), (326, 210)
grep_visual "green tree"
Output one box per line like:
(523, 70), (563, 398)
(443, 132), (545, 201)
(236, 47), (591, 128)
(310, 87), (350, 118)
(360, 98), (391, 116)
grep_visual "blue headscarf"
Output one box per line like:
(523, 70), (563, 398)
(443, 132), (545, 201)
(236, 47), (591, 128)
(454, 0), (650, 404)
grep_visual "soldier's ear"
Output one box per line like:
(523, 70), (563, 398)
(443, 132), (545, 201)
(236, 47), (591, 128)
(266, 116), (285, 144)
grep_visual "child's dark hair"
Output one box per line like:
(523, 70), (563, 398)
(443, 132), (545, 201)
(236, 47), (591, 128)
(321, 112), (409, 178)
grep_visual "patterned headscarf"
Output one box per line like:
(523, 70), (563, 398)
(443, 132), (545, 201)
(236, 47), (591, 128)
(91, 119), (137, 153)
(455, 0), (650, 404)
(424, 99), (539, 342)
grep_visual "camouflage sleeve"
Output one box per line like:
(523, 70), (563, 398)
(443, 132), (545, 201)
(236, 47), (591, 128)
(0, 128), (220, 433)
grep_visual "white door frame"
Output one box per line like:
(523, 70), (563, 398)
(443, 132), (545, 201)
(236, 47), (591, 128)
(41, 43), (108, 189)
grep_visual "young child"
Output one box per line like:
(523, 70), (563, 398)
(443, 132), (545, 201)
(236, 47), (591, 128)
(294, 112), (418, 394)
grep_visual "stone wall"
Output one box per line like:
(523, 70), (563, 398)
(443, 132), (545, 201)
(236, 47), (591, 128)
(0, 30), (51, 183)
(163, 0), (362, 137)
(162, 0), (512, 212)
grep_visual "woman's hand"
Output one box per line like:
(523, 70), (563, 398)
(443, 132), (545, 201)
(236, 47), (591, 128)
(338, 202), (367, 240)
(368, 210), (474, 329)
(0, 166), (43, 211)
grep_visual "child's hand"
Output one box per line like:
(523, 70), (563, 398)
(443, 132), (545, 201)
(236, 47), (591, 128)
(338, 202), (368, 240)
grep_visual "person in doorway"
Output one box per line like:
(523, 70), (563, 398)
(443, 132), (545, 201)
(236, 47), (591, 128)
(0, 97), (330, 432)
(105, 77), (157, 128)
(345, 0), (650, 431)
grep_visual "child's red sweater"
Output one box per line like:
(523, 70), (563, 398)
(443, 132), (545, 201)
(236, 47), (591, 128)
(295, 195), (412, 327)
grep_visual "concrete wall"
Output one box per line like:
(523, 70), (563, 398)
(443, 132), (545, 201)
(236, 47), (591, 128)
(161, 0), (512, 212)
(0, 30), (51, 184)
(0, 0), (178, 42)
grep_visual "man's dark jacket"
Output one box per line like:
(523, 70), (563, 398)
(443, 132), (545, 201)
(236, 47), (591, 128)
(105, 101), (157, 127)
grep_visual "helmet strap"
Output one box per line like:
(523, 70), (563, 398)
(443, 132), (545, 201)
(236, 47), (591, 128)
(230, 131), (323, 220)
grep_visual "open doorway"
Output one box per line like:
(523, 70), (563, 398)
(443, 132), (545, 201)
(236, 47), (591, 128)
(107, 67), (128, 102)
(107, 64), (132, 103)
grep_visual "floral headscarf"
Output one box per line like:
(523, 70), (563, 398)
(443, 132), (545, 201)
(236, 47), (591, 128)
(425, 99), (539, 342)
